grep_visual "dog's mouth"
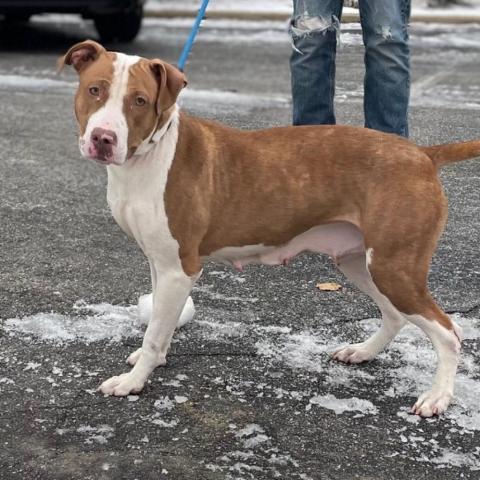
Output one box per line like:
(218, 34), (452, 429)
(87, 150), (114, 165)
(82, 142), (122, 166)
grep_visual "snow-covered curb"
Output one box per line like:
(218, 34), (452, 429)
(145, 4), (480, 24)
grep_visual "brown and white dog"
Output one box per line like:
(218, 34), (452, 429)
(59, 40), (479, 417)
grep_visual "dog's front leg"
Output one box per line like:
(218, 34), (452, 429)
(98, 263), (197, 396)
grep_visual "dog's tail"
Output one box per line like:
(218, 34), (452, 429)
(421, 140), (480, 168)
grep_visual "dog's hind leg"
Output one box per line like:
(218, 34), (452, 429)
(332, 251), (407, 363)
(367, 250), (462, 417)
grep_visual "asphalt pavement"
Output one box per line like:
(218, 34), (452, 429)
(0, 14), (479, 480)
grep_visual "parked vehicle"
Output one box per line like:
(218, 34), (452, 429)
(0, 0), (146, 42)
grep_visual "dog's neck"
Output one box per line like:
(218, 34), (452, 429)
(132, 104), (179, 157)
(106, 106), (180, 199)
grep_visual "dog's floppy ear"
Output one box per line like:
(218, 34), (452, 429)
(57, 40), (106, 73)
(150, 60), (188, 115)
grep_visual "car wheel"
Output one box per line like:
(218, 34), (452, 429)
(94, 3), (143, 43)
(4, 13), (31, 24)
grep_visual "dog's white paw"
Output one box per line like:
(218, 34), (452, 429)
(126, 348), (166, 367)
(411, 389), (452, 417)
(137, 294), (195, 327)
(332, 343), (376, 364)
(97, 372), (145, 396)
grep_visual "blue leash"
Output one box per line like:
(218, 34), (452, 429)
(177, 0), (210, 72)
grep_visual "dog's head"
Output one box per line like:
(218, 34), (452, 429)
(58, 40), (187, 166)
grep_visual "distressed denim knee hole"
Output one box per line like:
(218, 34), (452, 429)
(290, 15), (341, 54)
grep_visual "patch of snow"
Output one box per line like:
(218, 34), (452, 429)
(4, 301), (142, 344)
(154, 396), (175, 411)
(234, 423), (270, 449)
(31, 13), (84, 24)
(163, 379), (182, 387)
(0, 74), (76, 92)
(77, 424), (114, 444)
(236, 423), (265, 438)
(3, 294), (479, 448)
(255, 328), (375, 385)
(195, 319), (247, 340)
(2, 296), (193, 345)
(23, 362), (41, 371)
(307, 393), (378, 415)
(146, 0), (293, 14)
(151, 418), (179, 428)
(180, 88), (289, 113)
(243, 434), (270, 449)
(430, 448), (480, 471)
(396, 409), (422, 425)
(230, 462), (264, 473)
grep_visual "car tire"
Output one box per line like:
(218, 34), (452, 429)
(4, 13), (31, 24)
(94, 3), (143, 43)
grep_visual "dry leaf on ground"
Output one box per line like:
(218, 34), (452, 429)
(316, 282), (343, 292)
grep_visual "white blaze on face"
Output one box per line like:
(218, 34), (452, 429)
(79, 53), (140, 165)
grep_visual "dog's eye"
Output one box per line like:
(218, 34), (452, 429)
(135, 96), (147, 107)
(89, 86), (100, 97)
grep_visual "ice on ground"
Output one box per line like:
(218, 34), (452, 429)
(23, 362), (41, 371)
(0, 74), (76, 92)
(3, 301), (143, 344)
(236, 423), (265, 438)
(151, 419), (179, 428)
(146, 0), (480, 21)
(174, 395), (189, 404)
(154, 396), (176, 411)
(243, 434), (270, 449)
(3, 295), (479, 468)
(429, 448), (480, 471)
(140, 17), (364, 47)
(146, 0), (293, 14)
(76, 424), (115, 445)
(3, 295), (194, 345)
(307, 393), (378, 415)
(235, 423), (270, 449)
(253, 314), (480, 433)
(180, 88), (290, 115)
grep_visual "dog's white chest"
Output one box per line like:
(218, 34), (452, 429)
(105, 110), (181, 259)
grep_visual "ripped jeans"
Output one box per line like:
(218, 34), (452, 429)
(290, 0), (411, 137)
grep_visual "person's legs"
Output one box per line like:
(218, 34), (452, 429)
(359, 0), (411, 137)
(290, 0), (343, 125)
